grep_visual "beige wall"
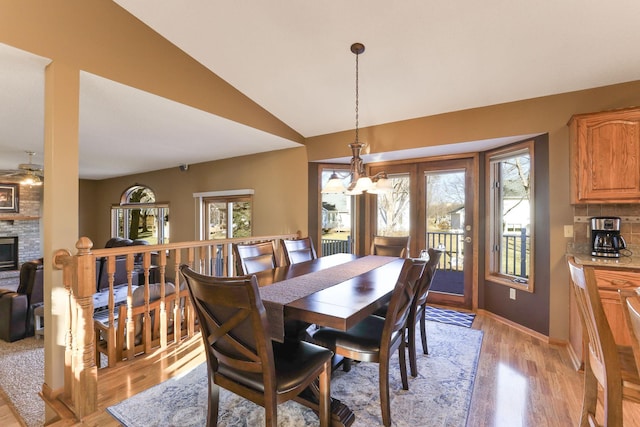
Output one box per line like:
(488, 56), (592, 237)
(80, 147), (309, 247)
(307, 80), (640, 340)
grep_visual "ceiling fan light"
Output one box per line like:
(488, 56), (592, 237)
(21, 174), (42, 186)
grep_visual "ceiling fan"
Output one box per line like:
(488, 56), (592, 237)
(0, 151), (44, 185)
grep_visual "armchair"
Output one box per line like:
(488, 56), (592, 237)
(0, 259), (44, 342)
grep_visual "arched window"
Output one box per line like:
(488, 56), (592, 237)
(111, 185), (169, 244)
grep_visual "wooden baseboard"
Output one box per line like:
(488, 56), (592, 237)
(477, 309), (552, 344)
(564, 341), (584, 371)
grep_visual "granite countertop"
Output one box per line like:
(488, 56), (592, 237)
(567, 243), (640, 269)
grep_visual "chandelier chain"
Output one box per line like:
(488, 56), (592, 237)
(355, 49), (359, 143)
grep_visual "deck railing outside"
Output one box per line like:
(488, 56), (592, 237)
(426, 230), (529, 278)
(321, 236), (352, 256)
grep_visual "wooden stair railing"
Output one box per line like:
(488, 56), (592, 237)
(51, 232), (299, 421)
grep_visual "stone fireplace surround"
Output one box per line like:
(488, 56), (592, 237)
(0, 183), (42, 271)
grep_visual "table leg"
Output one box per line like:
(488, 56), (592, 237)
(286, 322), (356, 426)
(296, 381), (355, 427)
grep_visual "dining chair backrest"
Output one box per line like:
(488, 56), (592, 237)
(233, 240), (280, 275)
(413, 248), (443, 308)
(180, 266), (273, 380)
(405, 248), (443, 376)
(280, 237), (317, 265)
(620, 289), (640, 379)
(566, 256), (640, 426)
(180, 264), (333, 426)
(383, 258), (426, 349)
(567, 256), (618, 387)
(371, 235), (410, 258)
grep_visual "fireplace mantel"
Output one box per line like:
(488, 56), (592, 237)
(0, 215), (40, 223)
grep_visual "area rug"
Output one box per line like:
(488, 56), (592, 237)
(425, 305), (476, 328)
(108, 321), (483, 427)
(0, 336), (44, 427)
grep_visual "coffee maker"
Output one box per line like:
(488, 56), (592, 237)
(591, 216), (627, 258)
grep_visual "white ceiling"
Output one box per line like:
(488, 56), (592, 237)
(2, 1), (640, 179)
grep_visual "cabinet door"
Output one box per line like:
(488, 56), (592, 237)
(570, 107), (640, 203)
(594, 269), (640, 347)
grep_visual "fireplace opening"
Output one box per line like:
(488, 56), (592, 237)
(0, 236), (18, 271)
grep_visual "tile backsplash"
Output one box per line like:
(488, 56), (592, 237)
(573, 204), (640, 247)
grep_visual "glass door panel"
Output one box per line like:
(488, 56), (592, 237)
(207, 202), (228, 239)
(421, 158), (474, 309)
(321, 169), (353, 255)
(376, 173), (411, 236)
(203, 196), (252, 275)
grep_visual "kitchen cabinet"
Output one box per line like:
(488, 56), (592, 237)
(569, 107), (640, 204)
(568, 265), (639, 370)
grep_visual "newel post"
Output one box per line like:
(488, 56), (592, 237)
(72, 237), (98, 418)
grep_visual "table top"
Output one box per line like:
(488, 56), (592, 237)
(254, 253), (406, 332)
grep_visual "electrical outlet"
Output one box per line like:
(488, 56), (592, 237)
(509, 288), (516, 300)
(564, 225), (573, 238)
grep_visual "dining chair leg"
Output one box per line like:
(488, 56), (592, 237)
(399, 338), (409, 390)
(207, 378), (220, 427)
(407, 319), (418, 377)
(379, 358), (392, 427)
(265, 394), (277, 427)
(419, 305), (429, 355)
(579, 361), (599, 427)
(318, 360), (331, 427)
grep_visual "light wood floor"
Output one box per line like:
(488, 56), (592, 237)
(2, 313), (640, 426)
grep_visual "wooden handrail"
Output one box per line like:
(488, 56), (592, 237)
(51, 232), (300, 421)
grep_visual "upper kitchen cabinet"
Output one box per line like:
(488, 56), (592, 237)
(569, 107), (640, 204)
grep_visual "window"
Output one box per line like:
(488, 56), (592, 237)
(486, 141), (534, 291)
(376, 173), (411, 236)
(203, 195), (252, 239)
(111, 185), (169, 244)
(320, 168), (353, 255)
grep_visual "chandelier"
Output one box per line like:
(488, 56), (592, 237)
(322, 43), (391, 196)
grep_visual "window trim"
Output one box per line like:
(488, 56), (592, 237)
(485, 140), (535, 293)
(111, 185), (169, 244)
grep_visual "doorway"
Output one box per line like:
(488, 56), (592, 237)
(419, 158), (474, 309)
(370, 157), (475, 309)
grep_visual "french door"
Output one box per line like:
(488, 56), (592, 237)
(370, 157), (475, 309)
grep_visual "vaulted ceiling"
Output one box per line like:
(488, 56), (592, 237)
(2, 1), (640, 179)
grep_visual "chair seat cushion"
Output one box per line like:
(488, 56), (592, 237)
(217, 340), (332, 394)
(373, 302), (389, 318)
(312, 315), (401, 361)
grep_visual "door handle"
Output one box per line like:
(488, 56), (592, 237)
(465, 237), (472, 243)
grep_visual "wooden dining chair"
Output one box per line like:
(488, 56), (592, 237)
(619, 288), (640, 380)
(370, 235), (410, 258)
(233, 240), (282, 275)
(567, 256), (640, 426)
(311, 258), (426, 427)
(280, 236), (317, 265)
(374, 248), (443, 377)
(179, 265), (333, 427)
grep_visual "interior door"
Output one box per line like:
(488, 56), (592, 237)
(419, 158), (474, 309)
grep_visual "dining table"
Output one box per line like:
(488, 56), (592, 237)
(251, 252), (407, 427)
